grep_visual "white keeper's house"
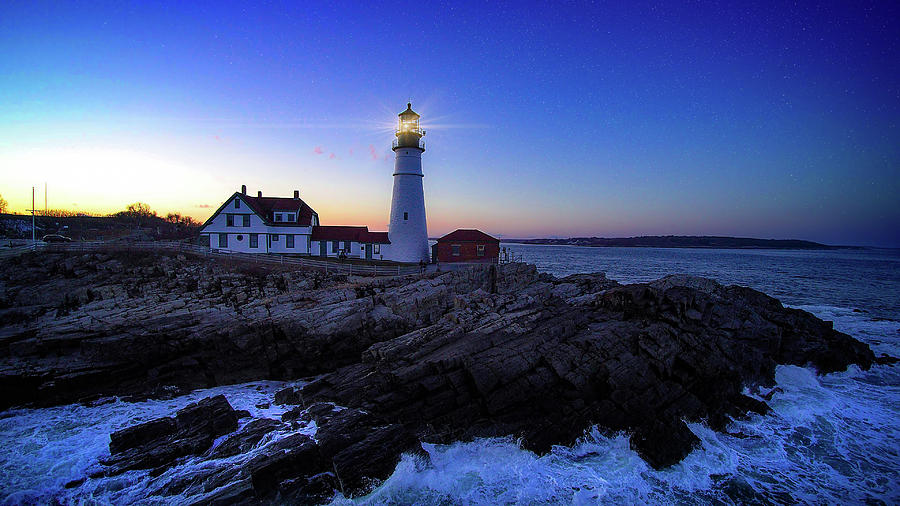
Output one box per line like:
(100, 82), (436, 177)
(199, 186), (390, 260)
(200, 102), (431, 263)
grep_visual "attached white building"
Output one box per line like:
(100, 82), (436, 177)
(200, 185), (389, 259)
(310, 226), (390, 260)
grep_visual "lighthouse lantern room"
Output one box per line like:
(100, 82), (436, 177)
(386, 103), (430, 263)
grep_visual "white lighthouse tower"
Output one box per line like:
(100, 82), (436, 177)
(386, 103), (429, 263)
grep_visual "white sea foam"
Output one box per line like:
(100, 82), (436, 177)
(324, 360), (898, 505)
(0, 380), (308, 505)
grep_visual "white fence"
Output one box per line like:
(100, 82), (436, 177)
(7, 241), (424, 277)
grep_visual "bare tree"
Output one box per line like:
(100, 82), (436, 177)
(0, 194), (7, 214)
(180, 215), (200, 227)
(124, 202), (155, 217)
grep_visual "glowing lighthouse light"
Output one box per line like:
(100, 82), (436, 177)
(386, 103), (429, 263)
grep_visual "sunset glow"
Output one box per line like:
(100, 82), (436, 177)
(1, 2), (897, 246)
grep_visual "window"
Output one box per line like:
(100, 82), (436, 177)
(237, 234), (243, 241)
(250, 234), (258, 248)
(343, 240), (351, 251)
(274, 213), (282, 222)
(286, 235), (295, 248)
(272, 234), (279, 241)
(331, 240), (339, 252)
(234, 199), (240, 209)
(374, 244), (380, 254)
(218, 233), (228, 248)
(242, 215), (250, 227)
(286, 213), (295, 222)
(477, 244), (485, 256)
(451, 244), (460, 256)
(226, 214), (235, 227)
(403, 212), (408, 221)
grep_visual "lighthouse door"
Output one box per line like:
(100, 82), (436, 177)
(365, 244), (373, 260)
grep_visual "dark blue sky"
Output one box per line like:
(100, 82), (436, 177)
(2, 1), (898, 246)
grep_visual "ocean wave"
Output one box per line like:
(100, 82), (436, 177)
(328, 363), (899, 505)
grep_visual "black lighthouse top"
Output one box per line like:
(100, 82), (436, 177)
(394, 102), (425, 151)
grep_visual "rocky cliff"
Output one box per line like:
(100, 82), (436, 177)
(0, 250), (886, 502)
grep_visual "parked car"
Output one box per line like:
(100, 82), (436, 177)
(41, 234), (72, 242)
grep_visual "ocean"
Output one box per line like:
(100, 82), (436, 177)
(1, 245), (898, 504)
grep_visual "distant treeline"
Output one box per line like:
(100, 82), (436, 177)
(504, 235), (851, 250)
(0, 202), (201, 241)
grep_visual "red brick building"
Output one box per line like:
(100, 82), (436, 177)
(433, 229), (500, 263)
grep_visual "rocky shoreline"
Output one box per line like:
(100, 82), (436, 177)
(0, 250), (892, 502)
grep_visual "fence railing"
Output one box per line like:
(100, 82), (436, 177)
(13, 241), (423, 277)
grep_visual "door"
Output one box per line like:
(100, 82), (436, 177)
(319, 241), (327, 257)
(365, 244), (373, 260)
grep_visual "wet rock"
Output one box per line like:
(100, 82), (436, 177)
(109, 417), (177, 454)
(175, 395), (239, 437)
(247, 433), (321, 494)
(874, 353), (899, 366)
(101, 395), (238, 476)
(330, 422), (421, 494)
(274, 387), (301, 406)
(104, 399), (417, 503)
(207, 418), (281, 459)
(64, 478), (86, 489)
(761, 387), (784, 401)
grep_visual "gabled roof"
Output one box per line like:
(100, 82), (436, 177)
(243, 195), (317, 226)
(201, 192), (318, 228)
(311, 226), (390, 244)
(437, 229), (499, 243)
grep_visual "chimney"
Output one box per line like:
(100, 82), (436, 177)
(293, 190), (300, 199)
(257, 191), (262, 198)
(241, 184), (247, 195)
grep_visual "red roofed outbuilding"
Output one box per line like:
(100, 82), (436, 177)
(433, 229), (500, 263)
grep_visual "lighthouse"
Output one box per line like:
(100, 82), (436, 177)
(387, 103), (429, 263)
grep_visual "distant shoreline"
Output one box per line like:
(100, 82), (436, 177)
(497, 236), (863, 250)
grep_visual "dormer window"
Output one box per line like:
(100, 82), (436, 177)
(286, 213), (295, 222)
(274, 213), (282, 222)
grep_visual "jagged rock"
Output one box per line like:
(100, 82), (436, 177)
(299, 276), (879, 469)
(109, 417), (176, 454)
(100, 395), (238, 476)
(246, 433), (321, 493)
(1, 251), (888, 476)
(175, 395), (239, 436)
(274, 387), (301, 406)
(207, 418), (281, 459)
